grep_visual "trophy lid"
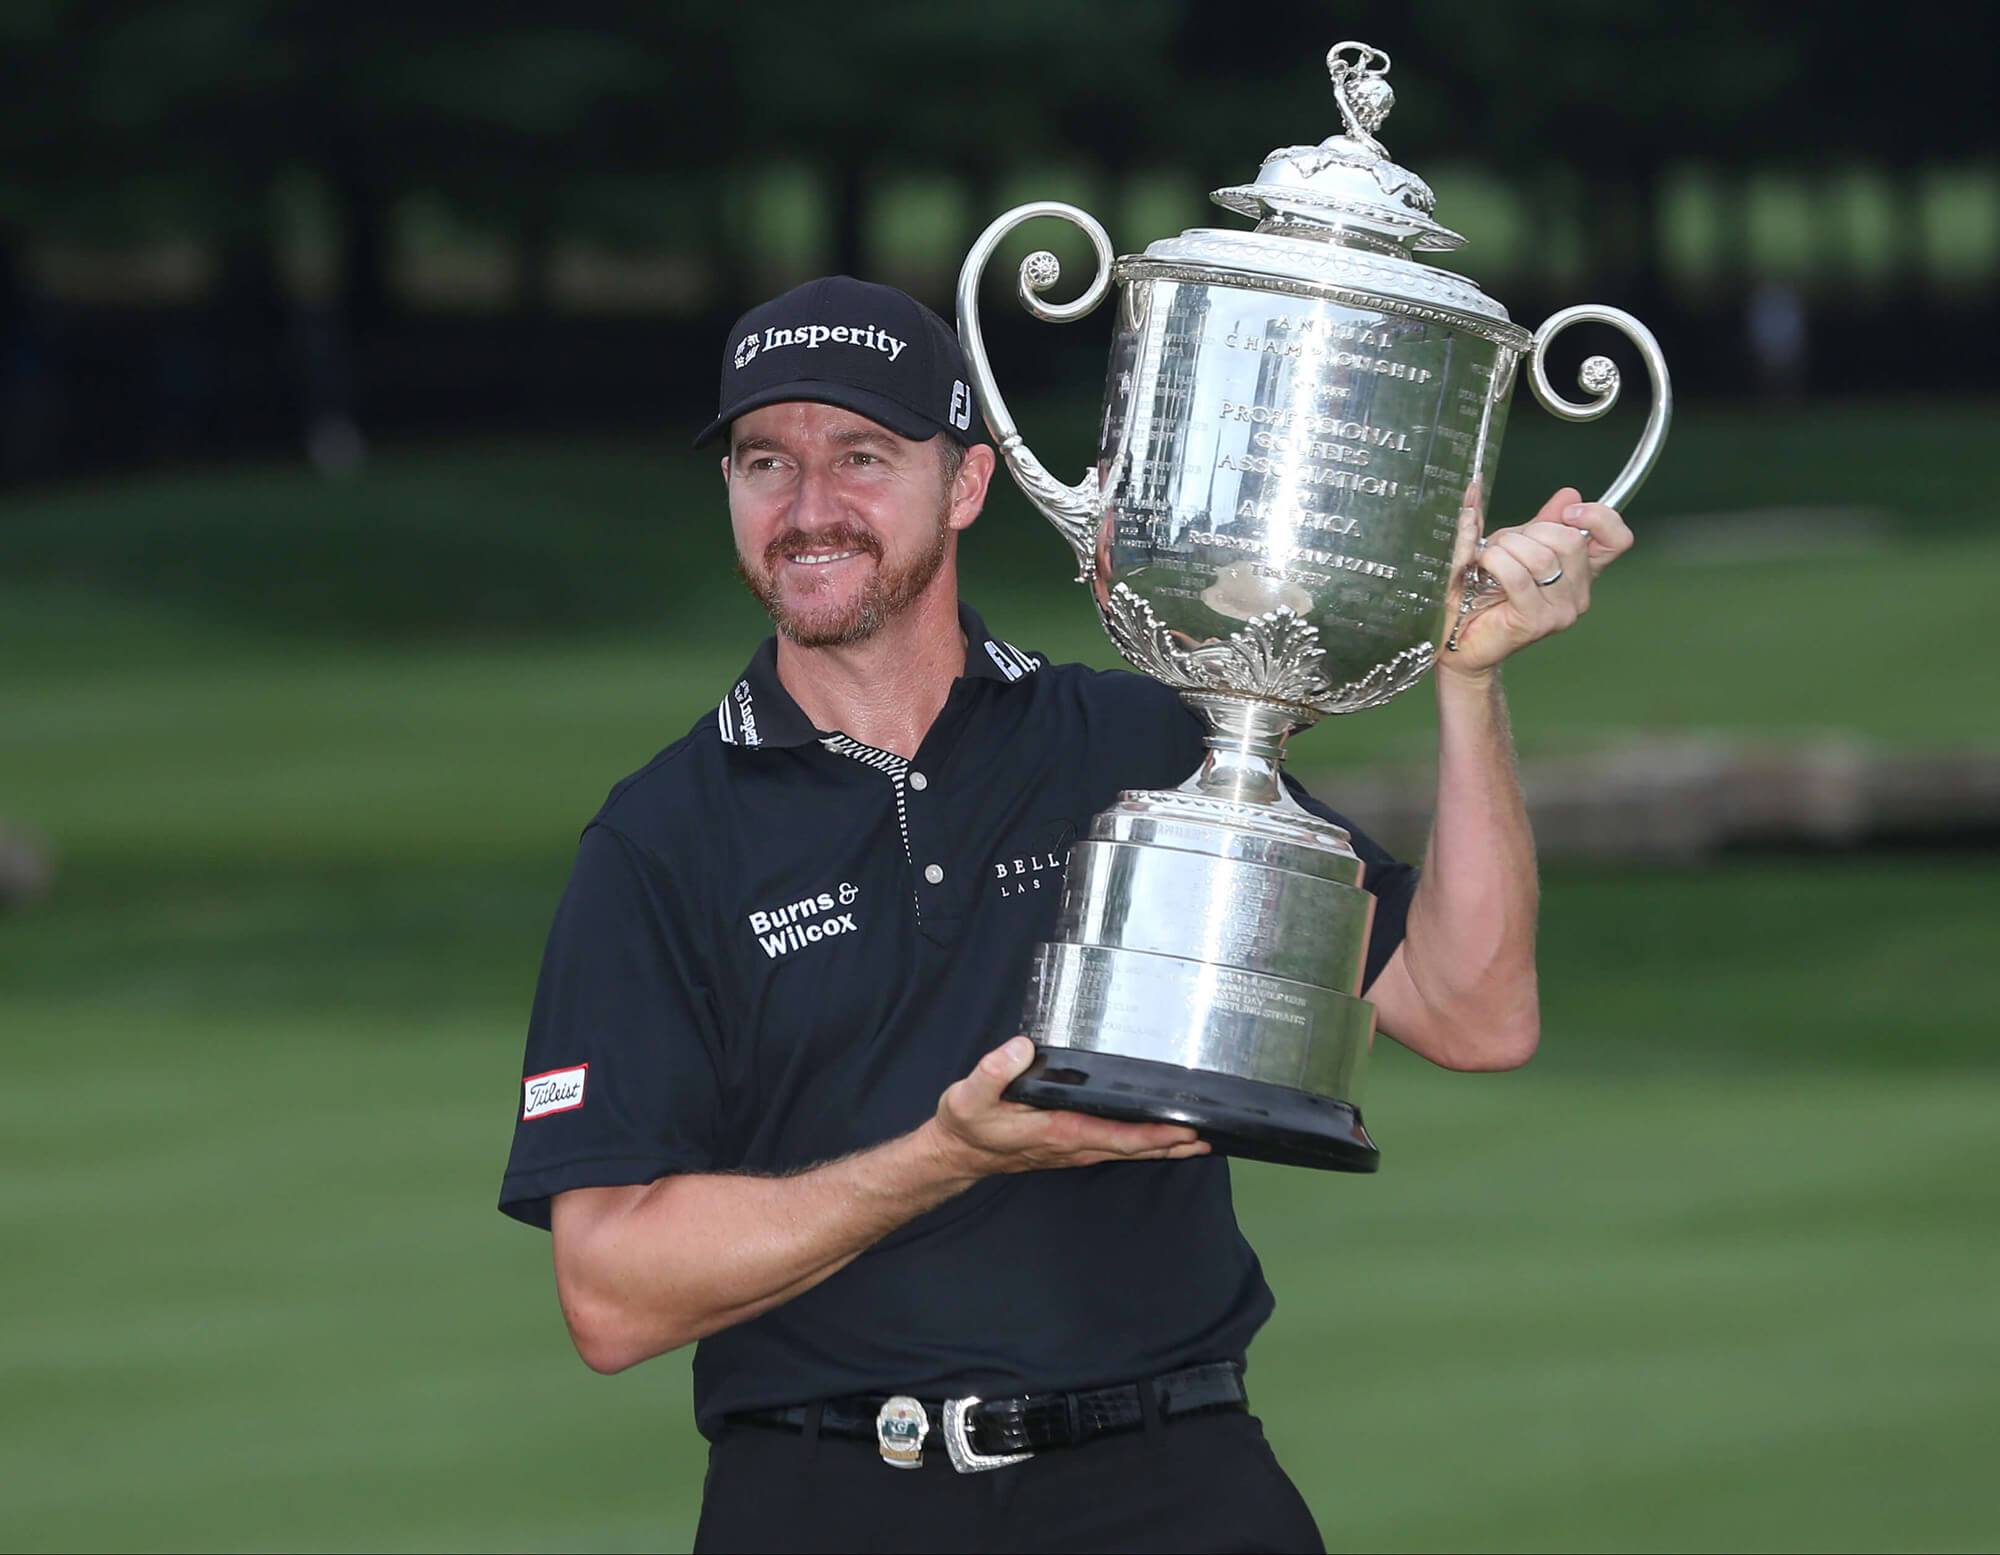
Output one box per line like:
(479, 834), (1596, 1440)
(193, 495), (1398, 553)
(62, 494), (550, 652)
(1210, 42), (1465, 256)
(1124, 39), (1521, 341)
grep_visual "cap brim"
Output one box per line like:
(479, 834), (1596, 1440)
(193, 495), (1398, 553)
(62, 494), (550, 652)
(693, 381), (943, 449)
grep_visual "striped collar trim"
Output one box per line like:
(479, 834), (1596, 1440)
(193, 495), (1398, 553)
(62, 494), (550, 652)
(715, 603), (1039, 749)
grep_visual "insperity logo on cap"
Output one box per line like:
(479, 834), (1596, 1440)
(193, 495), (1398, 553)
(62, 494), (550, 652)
(735, 320), (907, 371)
(695, 276), (984, 448)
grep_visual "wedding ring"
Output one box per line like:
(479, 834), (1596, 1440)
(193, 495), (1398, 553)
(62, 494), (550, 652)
(1535, 565), (1564, 587)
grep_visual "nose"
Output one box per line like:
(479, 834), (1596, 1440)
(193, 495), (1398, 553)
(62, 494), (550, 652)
(787, 462), (846, 533)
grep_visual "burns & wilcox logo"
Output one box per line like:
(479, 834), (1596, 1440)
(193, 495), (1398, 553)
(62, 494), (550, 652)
(748, 881), (861, 960)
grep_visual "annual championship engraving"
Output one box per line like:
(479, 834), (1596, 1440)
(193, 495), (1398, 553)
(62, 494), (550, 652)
(955, 40), (1670, 1169)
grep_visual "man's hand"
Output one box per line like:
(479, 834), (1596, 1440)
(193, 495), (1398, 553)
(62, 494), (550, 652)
(928, 1037), (1210, 1177)
(1444, 486), (1633, 676)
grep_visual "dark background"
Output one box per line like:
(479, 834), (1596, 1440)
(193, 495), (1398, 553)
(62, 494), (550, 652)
(3, 0), (1995, 483)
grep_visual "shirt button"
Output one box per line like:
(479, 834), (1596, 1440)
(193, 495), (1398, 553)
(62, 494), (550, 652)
(908, 771), (928, 791)
(923, 863), (944, 885)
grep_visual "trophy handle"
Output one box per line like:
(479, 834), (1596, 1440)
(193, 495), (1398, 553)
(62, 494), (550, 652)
(1527, 305), (1673, 510)
(1445, 306), (1671, 652)
(956, 202), (1116, 580)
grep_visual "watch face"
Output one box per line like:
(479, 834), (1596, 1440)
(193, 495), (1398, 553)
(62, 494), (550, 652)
(876, 1396), (928, 1469)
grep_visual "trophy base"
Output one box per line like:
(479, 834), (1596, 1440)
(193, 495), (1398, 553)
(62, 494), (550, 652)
(1004, 1049), (1379, 1173)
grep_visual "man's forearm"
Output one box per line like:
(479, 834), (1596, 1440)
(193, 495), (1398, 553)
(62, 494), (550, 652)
(553, 1119), (979, 1372)
(1376, 664), (1540, 1068)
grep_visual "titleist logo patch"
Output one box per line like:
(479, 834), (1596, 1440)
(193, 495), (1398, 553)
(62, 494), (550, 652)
(522, 1064), (588, 1120)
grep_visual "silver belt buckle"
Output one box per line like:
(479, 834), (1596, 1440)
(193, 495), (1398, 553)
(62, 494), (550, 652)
(941, 1396), (1033, 1474)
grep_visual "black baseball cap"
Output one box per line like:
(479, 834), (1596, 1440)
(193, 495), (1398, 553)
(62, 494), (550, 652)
(695, 275), (985, 449)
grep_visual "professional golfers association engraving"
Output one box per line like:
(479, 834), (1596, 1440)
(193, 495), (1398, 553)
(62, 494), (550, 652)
(956, 42), (1671, 1170)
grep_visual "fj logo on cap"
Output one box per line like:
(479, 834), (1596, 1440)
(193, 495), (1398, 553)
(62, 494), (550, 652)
(522, 1064), (587, 1120)
(949, 380), (972, 431)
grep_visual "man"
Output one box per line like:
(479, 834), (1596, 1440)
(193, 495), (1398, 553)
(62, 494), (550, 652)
(500, 275), (1631, 1553)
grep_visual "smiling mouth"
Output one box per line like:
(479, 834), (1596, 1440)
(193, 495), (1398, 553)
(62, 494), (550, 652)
(765, 523), (882, 575)
(786, 549), (864, 566)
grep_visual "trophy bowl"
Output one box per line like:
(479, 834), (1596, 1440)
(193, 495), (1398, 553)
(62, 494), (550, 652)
(958, 42), (1670, 1170)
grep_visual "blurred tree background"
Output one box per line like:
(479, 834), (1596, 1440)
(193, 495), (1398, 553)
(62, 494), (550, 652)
(2, 0), (1995, 480)
(2, 4), (1997, 1553)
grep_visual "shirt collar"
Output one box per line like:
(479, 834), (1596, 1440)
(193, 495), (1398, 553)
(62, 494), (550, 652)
(714, 602), (1041, 749)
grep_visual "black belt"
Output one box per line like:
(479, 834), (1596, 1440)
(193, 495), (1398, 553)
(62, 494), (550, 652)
(729, 1361), (1247, 1472)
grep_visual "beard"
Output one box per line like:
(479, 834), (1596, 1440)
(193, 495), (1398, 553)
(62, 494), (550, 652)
(736, 507), (952, 648)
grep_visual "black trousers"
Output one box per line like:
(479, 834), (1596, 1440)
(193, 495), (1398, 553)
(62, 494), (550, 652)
(692, 1408), (1325, 1555)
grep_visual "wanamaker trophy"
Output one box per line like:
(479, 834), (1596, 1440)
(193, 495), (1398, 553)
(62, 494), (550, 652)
(955, 41), (1672, 1171)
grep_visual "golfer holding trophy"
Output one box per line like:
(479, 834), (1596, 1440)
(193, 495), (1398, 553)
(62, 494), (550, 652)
(508, 38), (1671, 1555)
(961, 40), (1670, 1168)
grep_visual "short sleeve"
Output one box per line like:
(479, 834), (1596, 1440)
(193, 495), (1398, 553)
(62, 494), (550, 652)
(1284, 773), (1421, 992)
(498, 823), (724, 1230)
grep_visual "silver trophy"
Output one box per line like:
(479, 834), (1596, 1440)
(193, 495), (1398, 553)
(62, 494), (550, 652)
(956, 42), (1671, 1171)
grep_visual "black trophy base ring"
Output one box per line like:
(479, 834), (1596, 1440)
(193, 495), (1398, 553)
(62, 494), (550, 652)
(1003, 1049), (1379, 1173)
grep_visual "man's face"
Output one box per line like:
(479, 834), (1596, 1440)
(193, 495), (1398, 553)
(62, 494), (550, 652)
(725, 402), (974, 648)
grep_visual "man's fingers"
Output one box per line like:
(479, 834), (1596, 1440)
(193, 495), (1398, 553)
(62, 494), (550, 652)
(966, 1035), (1036, 1099)
(1529, 486), (1584, 526)
(938, 1037), (1037, 1142)
(943, 1044), (1208, 1170)
(1484, 531), (1562, 585)
(1037, 1108), (1201, 1156)
(1474, 536), (1547, 599)
(1517, 519), (1593, 561)
(1520, 488), (1630, 576)
(1557, 501), (1632, 572)
(1067, 1138), (1213, 1167)
(1514, 523), (1594, 604)
(1130, 1139), (1213, 1161)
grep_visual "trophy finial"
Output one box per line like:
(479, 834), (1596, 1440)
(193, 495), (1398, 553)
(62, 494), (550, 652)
(1210, 40), (1462, 252)
(1326, 42), (1394, 154)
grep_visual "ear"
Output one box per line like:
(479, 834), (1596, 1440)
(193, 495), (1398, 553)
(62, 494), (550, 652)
(948, 443), (999, 533)
(719, 454), (732, 486)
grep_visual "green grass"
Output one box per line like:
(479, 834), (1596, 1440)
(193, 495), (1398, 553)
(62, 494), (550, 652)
(3, 859), (1994, 1551)
(1241, 1064), (2000, 1555)
(3, 399), (1996, 645)
(2, 519), (1992, 874)
(3, 414), (1998, 1551)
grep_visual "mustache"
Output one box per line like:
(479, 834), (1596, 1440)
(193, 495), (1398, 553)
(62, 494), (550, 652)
(763, 525), (883, 569)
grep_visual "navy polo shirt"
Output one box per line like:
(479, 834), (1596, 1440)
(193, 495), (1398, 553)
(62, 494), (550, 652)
(500, 603), (1418, 1438)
